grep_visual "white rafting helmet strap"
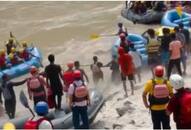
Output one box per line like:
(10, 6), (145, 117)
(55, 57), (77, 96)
(169, 74), (184, 90)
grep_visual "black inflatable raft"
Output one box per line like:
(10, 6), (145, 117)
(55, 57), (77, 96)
(121, 8), (164, 24)
(0, 88), (104, 129)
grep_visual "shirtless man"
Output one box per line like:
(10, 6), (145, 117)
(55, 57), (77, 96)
(90, 56), (103, 85)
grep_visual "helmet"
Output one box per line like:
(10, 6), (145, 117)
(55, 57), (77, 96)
(22, 41), (27, 47)
(3, 122), (15, 130)
(169, 74), (184, 90)
(67, 61), (74, 68)
(35, 101), (49, 116)
(38, 120), (52, 129)
(119, 33), (126, 40)
(0, 49), (5, 55)
(154, 65), (164, 77)
(118, 47), (125, 55)
(11, 47), (16, 53)
(30, 66), (38, 75)
(74, 70), (81, 79)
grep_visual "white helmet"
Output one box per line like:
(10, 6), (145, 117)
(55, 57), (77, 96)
(38, 120), (52, 129)
(169, 74), (184, 90)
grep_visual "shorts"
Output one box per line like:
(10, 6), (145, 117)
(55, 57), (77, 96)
(148, 55), (160, 66)
(121, 73), (134, 81)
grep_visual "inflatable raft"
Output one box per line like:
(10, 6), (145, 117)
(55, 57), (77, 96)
(0, 88), (104, 129)
(0, 47), (42, 80)
(121, 8), (164, 24)
(112, 34), (148, 65)
(161, 9), (191, 28)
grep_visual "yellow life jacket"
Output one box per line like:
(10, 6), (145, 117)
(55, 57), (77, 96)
(147, 37), (161, 54)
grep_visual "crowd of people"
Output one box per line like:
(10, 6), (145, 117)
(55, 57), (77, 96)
(126, 1), (191, 15)
(116, 23), (191, 129)
(0, 32), (31, 70)
(0, 21), (191, 129)
(127, 1), (167, 15)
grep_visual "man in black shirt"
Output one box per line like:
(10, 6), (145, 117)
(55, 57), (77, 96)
(45, 54), (64, 110)
(159, 28), (171, 70)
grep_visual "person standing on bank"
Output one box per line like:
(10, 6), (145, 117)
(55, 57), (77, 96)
(167, 33), (183, 79)
(45, 54), (64, 110)
(142, 65), (173, 129)
(68, 70), (90, 129)
(0, 74), (26, 119)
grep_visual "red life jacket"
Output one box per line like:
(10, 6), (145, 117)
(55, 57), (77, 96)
(63, 71), (74, 92)
(24, 117), (53, 130)
(0, 56), (6, 67)
(72, 82), (88, 102)
(177, 89), (191, 125)
(27, 76), (46, 97)
(22, 49), (30, 60)
(118, 53), (135, 75)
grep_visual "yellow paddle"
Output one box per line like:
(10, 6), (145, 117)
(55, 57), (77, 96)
(90, 33), (117, 40)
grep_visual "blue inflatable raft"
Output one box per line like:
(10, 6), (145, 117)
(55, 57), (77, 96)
(161, 9), (191, 28)
(112, 34), (148, 65)
(0, 47), (42, 79)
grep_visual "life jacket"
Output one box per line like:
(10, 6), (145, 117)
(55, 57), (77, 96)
(9, 53), (18, 65)
(72, 82), (88, 103)
(24, 117), (53, 130)
(176, 89), (191, 125)
(27, 76), (46, 97)
(22, 49), (30, 61)
(147, 37), (160, 55)
(63, 71), (74, 92)
(118, 54), (135, 76)
(149, 79), (170, 106)
(0, 55), (6, 67)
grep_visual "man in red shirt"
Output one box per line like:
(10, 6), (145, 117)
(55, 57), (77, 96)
(167, 74), (191, 129)
(118, 47), (135, 97)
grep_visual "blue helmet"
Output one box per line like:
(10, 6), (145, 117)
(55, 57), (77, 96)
(35, 101), (49, 116)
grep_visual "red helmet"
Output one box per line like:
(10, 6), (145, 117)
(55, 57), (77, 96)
(74, 70), (81, 78)
(154, 65), (164, 77)
(118, 47), (125, 55)
(30, 66), (38, 75)
(119, 33), (126, 40)
(67, 61), (74, 68)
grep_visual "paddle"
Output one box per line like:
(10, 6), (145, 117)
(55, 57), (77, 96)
(10, 32), (21, 47)
(19, 90), (35, 119)
(90, 33), (117, 40)
(176, 5), (183, 19)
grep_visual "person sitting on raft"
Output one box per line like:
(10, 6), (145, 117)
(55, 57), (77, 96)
(8, 47), (22, 66)
(6, 38), (16, 55)
(132, 1), (147, 15)
(19, 41), (31, 61)
(0, 49), (7, 70)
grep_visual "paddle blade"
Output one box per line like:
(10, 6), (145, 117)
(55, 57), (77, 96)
(176, 5), (183, 18)
(19, 90), (29, 108)
(90, 34), (100, 40)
